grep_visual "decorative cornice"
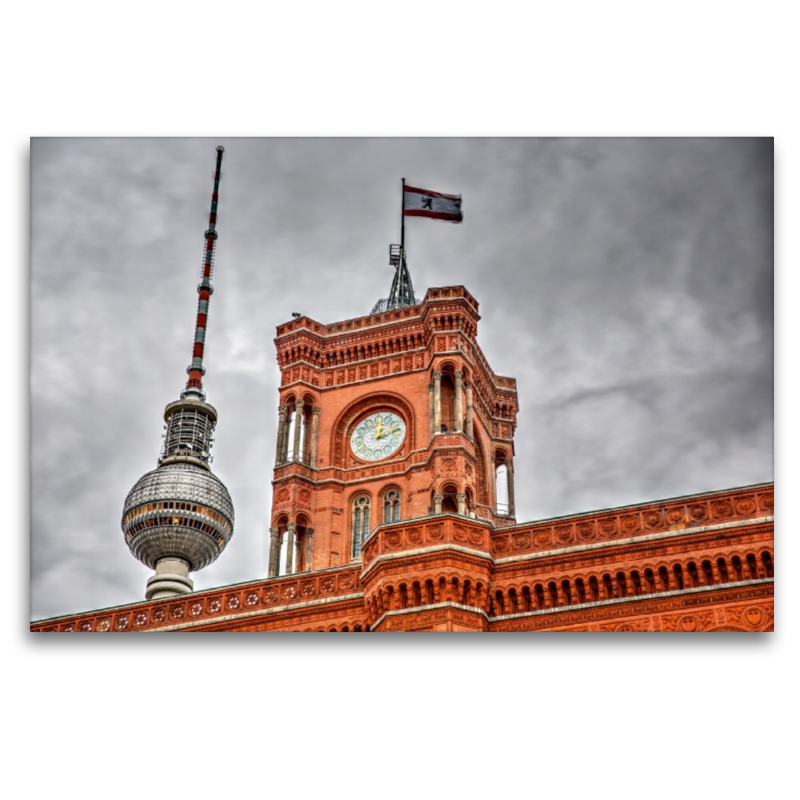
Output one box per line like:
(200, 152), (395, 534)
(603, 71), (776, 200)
(148, 592), (365, 632)
(493, 516), (774, 565)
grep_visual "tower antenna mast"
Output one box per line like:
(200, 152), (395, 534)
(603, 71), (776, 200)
(184, 145), (225, 400)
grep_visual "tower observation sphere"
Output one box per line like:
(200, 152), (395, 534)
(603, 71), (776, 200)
(121, 146), (234, 601)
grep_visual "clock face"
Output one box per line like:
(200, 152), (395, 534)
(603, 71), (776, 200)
(350, 411), (406, 461)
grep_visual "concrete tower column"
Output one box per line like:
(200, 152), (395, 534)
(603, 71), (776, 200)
(454, 370), (463, 433)
(457, 492), (466, 516)
(275, 405), (288, 466)
(146, 557), (193, 601)
(285, 522), (296, 574)
(465, 383), (474, 440)
(309, 407), (321, 467)
(293, 399), (304, 463)
(506, 460), (516, 518)
(433, 370), (442, 433)
(268, 527), (280, 578)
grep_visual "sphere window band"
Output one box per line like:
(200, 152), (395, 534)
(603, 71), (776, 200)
(124, 501), (232, 537)
(350, 411), (406, 461)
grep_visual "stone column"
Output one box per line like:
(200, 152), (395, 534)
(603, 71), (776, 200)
(465, 384), (474, 440)
(457, 492), (466, 516)
(454, 370), (463, 433)
(292, 399), (304, 462)
(428, 382), (435, 440)
(304, 528), (315, 573)
(294, 531), (303, 573)
(309, 407), (320, 467)
(275, 405), (288, 467)
(434, 493), (443, 514)
(506, 460), (516, 518)
(285, 522), (296, 575)
(268, 527), (280, 578)
(433, 370), (442, 433)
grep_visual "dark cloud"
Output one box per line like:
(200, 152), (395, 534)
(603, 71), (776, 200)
(30, 137), (773, 620)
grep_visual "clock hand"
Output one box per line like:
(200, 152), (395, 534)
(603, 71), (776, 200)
(375, 419), (383, 439)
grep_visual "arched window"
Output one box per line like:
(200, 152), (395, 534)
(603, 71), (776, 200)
(441, 484), (459, 513)
(351, 495), (370, 557)
(495, 464), (508, 513)
(440, 371), (456, 431)
(672, 564), (684, 590)
(746, 553), (758, 580)
(548, 581), (558, 607)
(383, 489), (401, 523)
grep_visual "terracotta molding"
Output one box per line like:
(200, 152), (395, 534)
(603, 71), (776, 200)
(372, 601), (490, 630)
(143, 592), (366, 632)
(360, 543), (494, 580)
(493, 515), (774, 564)
(500, 486), (774, 534)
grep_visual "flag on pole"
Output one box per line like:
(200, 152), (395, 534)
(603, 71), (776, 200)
(403, 184), (463, 222)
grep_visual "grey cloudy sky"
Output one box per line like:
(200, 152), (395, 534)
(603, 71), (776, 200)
(30, 137), (773, 621)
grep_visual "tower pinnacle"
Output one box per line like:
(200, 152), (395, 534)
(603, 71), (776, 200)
(122, 146), (234, 601)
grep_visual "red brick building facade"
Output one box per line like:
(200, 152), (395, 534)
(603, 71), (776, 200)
(31, 285), (774, 632)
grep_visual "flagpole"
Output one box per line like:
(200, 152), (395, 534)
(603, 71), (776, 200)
(400, 177), (405, 254)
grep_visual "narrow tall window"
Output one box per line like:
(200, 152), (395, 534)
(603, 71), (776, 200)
(495, 464), (509, 515)
(352, 495), (370, 557)
(285, 408), (296, 461)
(384, 490), (401, 524)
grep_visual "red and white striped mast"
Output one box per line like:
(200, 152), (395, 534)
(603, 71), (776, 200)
(184, 145), (224, 400)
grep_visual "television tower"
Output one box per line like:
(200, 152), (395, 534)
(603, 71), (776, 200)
(121, 146), (235, 601)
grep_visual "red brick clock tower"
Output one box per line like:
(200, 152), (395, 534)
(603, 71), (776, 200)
(267, 283), (519, 594)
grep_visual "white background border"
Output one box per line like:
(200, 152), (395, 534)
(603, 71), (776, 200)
(7, 2), (791, 798)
